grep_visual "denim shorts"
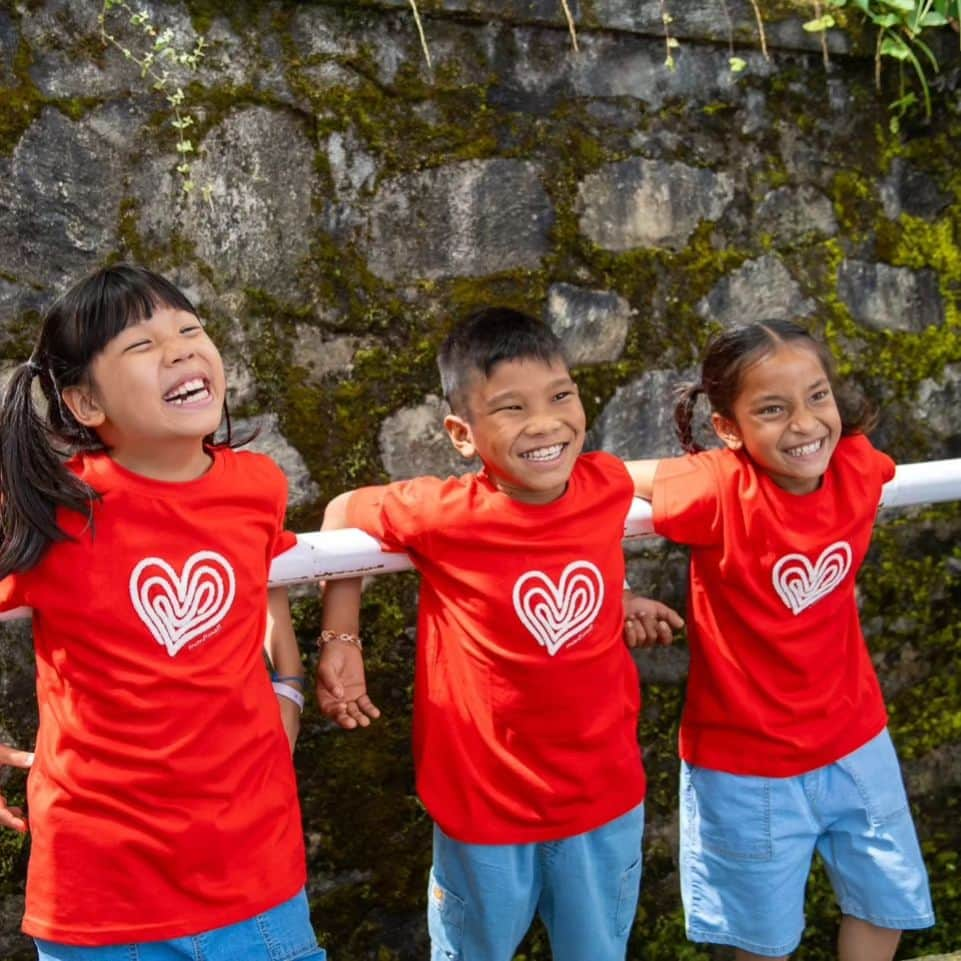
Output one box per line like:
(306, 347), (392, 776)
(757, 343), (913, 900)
(34, 889), (325, 961)
(428, 802), (644, 961)
(680, 728), (934, 957)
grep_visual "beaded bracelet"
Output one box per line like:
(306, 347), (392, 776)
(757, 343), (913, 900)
(318, 629), (363, 651)
(272, 681), (305, 712)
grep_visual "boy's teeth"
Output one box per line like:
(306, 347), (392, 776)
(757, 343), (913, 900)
(787, 439), (822, 457)
(522, 444), (563, 461)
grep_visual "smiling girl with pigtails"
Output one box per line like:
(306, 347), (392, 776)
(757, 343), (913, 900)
(624, 319), (934, 961)
(0, 264), (324, 960)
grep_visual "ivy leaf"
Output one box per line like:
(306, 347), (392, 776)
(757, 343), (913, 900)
(919, 11), (950, 25)
(729, 56), (747, 72)
(879, 0), (918, 11)
(803, 15), (836, 31)
(880, 35), (912, 58)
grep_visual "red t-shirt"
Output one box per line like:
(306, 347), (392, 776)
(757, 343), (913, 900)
(652, 433), (895, 776)
(347, 451), (646, 844)
(0, 449), (305, 945)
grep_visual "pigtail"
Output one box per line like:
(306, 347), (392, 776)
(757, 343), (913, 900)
(673, 382), (706, 454)
(0, 360), (97, 578)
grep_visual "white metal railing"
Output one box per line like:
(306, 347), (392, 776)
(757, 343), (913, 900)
(2, 457), (960, 622)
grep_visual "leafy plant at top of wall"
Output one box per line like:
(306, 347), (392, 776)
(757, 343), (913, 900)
(800, 0), (961, 131)
(98, 0), (206, 191)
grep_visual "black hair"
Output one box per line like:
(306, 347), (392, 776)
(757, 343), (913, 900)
(674, 318), (877, 453)
(437, 307), (568, 417)
(0, 263), (237, 576)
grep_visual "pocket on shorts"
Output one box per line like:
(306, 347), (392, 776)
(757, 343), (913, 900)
(256, 890), (324, 961)
(427, 869), (466, 960)
(615, 856), (642, 937)
(686, 764), (772, 861)
(835, 728), (909, 827)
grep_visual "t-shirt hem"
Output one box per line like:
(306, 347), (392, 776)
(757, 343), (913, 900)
(429, 784), (646, 845)
(21, 872), (307, 946)
(680, 716), (888, 777)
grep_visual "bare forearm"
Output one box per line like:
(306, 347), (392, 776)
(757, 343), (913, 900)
(264, 586), (303, 678)
(624, 458), (661, 500)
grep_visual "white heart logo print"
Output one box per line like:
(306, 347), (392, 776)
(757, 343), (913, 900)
(772, 540), (852, 616)
(513, 561), (605, 656)
(130, 551), (236, 657)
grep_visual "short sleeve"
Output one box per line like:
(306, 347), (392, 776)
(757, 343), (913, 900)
(0, 573), (25, 612)
(859, 433), (896, 485)
(272, 529), (298, 558)
(346, 478), (438, 553)
(651, 454), (724, 547)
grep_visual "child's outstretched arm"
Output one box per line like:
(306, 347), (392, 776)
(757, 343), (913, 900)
(264, 586), (304, 752)
(0, 743), (33, 832)
(315, 491), (381, 730)
(621, 459), (684, 647)
(623, 588), (684, 649)
(624, 459), (661, 500)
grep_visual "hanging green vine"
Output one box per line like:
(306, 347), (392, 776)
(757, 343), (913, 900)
(800, 0), (961, 130)
(98, 0), (206, 190)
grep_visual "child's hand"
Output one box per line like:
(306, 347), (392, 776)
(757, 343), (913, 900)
(276, 696), (301, 753)
(316, 641), (381, 730)
(623, 591), (684, 649)
(0, 743), (33, 832)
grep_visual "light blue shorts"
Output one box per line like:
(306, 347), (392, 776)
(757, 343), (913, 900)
(34, 889), (325, 961)
(429, 802), (644, 961)
(680, 728), (934, 957)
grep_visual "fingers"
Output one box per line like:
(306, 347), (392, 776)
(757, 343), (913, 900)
(625, 605), (685, 647)
(653, 602), (685, 630)
(623, 617), (643, 649)
(0, 745), (34, 769)
(0, 794), (27, 833)
(321, 693), (381, 730)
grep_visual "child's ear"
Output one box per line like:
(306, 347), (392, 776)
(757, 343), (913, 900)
(61, 385), (106, 428)
(711, 412), (743, 451)
(444, 413), (477, 461)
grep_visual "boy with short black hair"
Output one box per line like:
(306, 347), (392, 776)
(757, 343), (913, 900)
(317, 307), (681, 961)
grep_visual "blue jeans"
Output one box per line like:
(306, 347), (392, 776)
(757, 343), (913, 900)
(680, 729), (934, 957)
(429, 802), (644, 961)
(35, 889), (325, 961)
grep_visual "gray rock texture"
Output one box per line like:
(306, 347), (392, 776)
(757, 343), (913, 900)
(577, 157), (734, 251)
(0, 108), (132, 288)
(588, 369), (696, 459)
(545, 284), (632, 366)
(379, 395), (470, 481)
(362, 160), (555, 280)
(136, 107), (320, 296)
(837, 260), (945, 333)
(698, 255), (815, 327)
(915, 363), (961, 457)
(755, 185), (838, 245)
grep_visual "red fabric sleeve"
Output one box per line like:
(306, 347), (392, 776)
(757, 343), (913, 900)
(346, 479), (437, 553)
(0, 573), (25, 611)
(847, 432), (896, 485)
(651, 453), (724, 547)
(272, 529), (298, 557)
